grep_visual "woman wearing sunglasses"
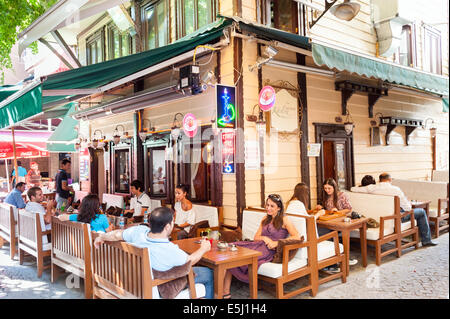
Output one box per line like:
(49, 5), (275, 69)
(221, 194), (300, 299)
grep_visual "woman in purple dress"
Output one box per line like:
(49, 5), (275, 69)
(222, 194), (300, 299)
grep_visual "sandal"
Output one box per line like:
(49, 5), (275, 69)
(222, 293), (232, 299)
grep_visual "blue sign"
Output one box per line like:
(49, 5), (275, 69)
(216, 84), (236, 129)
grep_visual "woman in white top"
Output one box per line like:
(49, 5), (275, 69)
(286, 183), (325, 219)
(173, 184), (196, 239)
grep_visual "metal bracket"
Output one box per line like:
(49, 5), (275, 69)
(309, 0), (339, 28)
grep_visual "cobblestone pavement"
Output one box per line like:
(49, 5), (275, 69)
(0, 232), (448, 299)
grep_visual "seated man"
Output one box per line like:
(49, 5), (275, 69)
(123, 180), (151, 217)
(359, 175), (376, 187)
(351, 173), (437, 247)
(4, 182), (26, 209)
(94, 206), (214, 299)
(25, 187), (56, 232)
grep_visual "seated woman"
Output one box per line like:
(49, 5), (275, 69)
(222, 194), (300, 299)
(315, 178), (356, 270)
(286, 183), (325, 236)
(172, 184), (196, 239)
(58, 194), (113, 233)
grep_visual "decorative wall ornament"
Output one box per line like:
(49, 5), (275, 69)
(263, 80), (303, 139)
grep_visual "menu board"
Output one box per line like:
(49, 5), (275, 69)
(79, 148), (90, 181)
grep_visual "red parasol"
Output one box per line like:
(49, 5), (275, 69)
(0, 141), (49, 159)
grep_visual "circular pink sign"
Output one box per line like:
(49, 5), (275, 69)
(258, 86), (276, 111)
(183, 113), (198, 138)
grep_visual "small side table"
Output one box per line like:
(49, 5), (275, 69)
(316, 217), (369, 276)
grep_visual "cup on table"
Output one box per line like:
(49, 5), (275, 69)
(344, 217), (351, 223)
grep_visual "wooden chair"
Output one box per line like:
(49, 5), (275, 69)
(51, 217), (93, 298)
(431, 196), (449, 238)
(241, 208), (345, 298)
(17, 209), (51, 278)
(43, 192), (56, 202)
(91, 233), (204, 299)
(347, 192), (419, 265)
(0, 203), (17, 259)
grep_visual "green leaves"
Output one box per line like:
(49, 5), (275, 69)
(0, 0), (58, 83)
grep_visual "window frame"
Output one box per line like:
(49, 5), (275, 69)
(422, 23), (442, 75)
(107, 23), (134, 60)
(111, 141), (133, 196)
(261, 0), (299, 34)
(141, 0), (170, 50)
(86, 28), (105, 65)
(393, 24), (416, 68)
(176, 0), (218, 39)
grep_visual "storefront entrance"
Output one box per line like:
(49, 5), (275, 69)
(314, 123), (355, 204)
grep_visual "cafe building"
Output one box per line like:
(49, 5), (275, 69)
(1, 0), (448, 228)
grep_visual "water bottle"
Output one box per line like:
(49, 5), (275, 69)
(143, 212), (149, 224)
(61, 201), (66, 213)
(119, 213), (125, 229)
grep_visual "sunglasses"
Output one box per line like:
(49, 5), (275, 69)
(268, 194), (282, 202)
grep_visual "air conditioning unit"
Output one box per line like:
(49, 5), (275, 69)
(371, 0), (413, 57)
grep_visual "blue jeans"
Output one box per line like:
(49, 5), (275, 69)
(401, 208), (432, 244)
(193, 266), (214, 299)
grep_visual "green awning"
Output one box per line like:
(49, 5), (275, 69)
(0, 85), (20, 102)
(0, 18), (233, 129)
(46, 103), (78, 152)
(0, 85), (42, 129)
(443, 98), (449, 113)
(312, 43), (449, 96)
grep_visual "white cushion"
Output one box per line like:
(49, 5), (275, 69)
(350, 227), (395, 241)
(317, 241), (344, 261)
(151, 200), (161, 211)
(242, 210), (266, 240)
(432, 170), (449, 182)
(401, 221), (412, 231)
(343, 191), (396, 230)
(286, 215), (308, 259)
(258, 258), (308, 278)
(151, 283), (206, 299)
(428, 208), (448, 218)
(391, 179), (448, 209)
(102, 194), (124, 209)
(193, 204), (219, 228)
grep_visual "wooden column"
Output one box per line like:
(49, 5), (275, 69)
(296, 53), (311, 209)
(258, 44), (265, 208)
(234, 37), (246, 227)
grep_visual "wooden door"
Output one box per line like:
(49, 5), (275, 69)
(314, 123), (355, 204)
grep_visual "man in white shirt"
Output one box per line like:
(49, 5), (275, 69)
(124, 180), (151, 217)
(25, 187), (56, 244)
(351, 173), (437, 247)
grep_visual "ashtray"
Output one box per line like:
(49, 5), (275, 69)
(217, 241), (228, 251)
(229, 244), (237, 251)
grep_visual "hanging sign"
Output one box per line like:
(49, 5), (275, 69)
(183, 113), (198, 138)
(307, 143), (321, 157)
(258, 86), (276, 111)
(221, 131), (235, 174)
(216, 84), (236, 129)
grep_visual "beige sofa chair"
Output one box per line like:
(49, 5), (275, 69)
(345, 191), (419, 265)
(392, 179), (449, 237)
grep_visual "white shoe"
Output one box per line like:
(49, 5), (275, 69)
(348, 259), (358, 266)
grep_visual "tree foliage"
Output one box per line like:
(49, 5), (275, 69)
(0, 0), (58, 82)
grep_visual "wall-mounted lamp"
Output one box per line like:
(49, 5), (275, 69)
(249, 45), (279, 72)
(330, 0), (360, 21)
(344, 111), (354, 135)
(423, 118), (437, 138)
(256, 111), (266, 136)
(92, 129), (105, 148)
(171, 112), (184, 141)
(113, 125), (126, 145)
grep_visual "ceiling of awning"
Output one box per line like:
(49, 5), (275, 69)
(312, 43), (449, 96)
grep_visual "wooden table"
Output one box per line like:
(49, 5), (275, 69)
(316, 216), (369, 276)
(174, 237), (262, 299)
(411, 200), (431, 221)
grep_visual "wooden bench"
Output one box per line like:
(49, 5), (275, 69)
(50, 217), (93, 298)
(392, 179), (449, 238)
(18, 209), (51, 278)
(432, 170), (449, 182)
(90, 233), (205, 299)
(0, 203), (17, 259)
(346, 191), (419, 265)
(241, 208), (345, 298)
